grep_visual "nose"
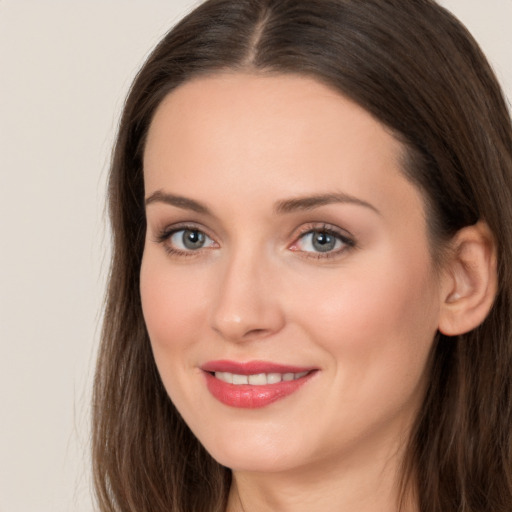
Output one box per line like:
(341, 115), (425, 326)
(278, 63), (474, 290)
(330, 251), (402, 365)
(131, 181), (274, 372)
(209, 249), (286, 342)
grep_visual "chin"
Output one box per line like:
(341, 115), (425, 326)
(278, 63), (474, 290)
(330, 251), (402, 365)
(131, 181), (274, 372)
(210, 446), (300, 474)
(197, 423), (308, 473)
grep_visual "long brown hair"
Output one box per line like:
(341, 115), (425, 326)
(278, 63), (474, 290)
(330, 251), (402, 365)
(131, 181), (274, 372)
(92, 1), (512, 510)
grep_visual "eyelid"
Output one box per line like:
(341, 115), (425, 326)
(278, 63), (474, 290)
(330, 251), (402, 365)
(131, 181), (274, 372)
(153, 222), (219, 256)
(151, 220), (355, 259)
(153, 221), (203, 241)
(288, 223), (356, 258)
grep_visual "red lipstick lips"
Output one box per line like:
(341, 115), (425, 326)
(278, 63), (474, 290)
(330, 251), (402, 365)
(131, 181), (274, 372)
(201, 360), (316, 408)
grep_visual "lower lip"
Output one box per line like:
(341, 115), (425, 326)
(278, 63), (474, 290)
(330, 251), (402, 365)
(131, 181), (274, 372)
(204, 371), (315, 408)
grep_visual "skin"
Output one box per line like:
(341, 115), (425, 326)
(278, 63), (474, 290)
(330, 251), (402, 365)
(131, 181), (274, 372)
(140, 73), (446, 512)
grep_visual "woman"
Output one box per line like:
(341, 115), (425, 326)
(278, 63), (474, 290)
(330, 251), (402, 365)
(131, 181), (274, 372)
(92, 0), (512, 511)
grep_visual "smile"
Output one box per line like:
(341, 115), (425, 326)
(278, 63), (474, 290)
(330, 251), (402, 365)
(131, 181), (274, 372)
(201, 361), (316, 408)
(214, 371), (310, 385)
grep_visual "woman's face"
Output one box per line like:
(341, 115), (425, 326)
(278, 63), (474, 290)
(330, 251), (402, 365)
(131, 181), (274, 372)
(141, 73), (443, 474)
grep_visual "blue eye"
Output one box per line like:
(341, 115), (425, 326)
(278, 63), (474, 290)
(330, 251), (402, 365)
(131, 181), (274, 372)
(294, 228), (353, 255)
(168, 228), (215, 251)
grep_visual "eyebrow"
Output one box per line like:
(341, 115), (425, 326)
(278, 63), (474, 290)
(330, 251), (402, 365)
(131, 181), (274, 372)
(145, 190), (380, 216)
(145, 190), (211, 215)
(274, 193), (380, 215)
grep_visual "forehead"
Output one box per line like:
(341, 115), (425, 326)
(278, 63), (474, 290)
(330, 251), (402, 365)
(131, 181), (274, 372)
(143, 73), (421, 222)
(145, 72), (401, 160)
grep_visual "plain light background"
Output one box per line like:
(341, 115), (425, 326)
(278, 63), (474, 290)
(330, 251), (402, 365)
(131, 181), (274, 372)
(0, 1), (510, 511)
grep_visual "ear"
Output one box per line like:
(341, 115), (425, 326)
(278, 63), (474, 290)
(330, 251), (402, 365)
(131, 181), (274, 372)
(438, 221), (498, 336)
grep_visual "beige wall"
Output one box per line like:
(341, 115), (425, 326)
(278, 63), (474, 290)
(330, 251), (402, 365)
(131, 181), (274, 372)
(0, 1), (510, 511)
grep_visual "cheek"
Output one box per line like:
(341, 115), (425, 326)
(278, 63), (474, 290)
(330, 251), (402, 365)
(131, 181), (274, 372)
(298, 249), (436, 327)
(291, 254), (440, 449)
(139, 250), (217, 420)
(140, 251), (209, 365)
(290, 247), (440, 396)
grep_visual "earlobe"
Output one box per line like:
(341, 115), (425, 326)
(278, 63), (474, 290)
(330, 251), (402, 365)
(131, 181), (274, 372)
(438, 221), (497, 336)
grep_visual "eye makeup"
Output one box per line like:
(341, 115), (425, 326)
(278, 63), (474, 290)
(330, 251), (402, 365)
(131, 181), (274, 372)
(288, 222), (356, 260)
(152, 220), (356, 261)
(153, 222), (218, 258)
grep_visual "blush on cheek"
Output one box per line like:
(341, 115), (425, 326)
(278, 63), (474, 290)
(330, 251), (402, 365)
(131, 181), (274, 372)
(140, 259), (211, 363)
(308, 257), (437, 361)
(142, 290), (188, 349)
(141, 265), (178, 348)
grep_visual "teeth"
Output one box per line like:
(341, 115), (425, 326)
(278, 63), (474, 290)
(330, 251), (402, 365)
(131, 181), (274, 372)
(267, 373), (282, 384)
(248, 373), (267, 385)
(232, 374), (248, 385)
(216, 371), (233, 384)
(214, 371), (309, 385)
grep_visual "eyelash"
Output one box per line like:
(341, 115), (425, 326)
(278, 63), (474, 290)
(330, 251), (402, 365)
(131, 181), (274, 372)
(154, 223), (216, 258)
(289, 223), (356, 260)
(154, 222), (356, 260)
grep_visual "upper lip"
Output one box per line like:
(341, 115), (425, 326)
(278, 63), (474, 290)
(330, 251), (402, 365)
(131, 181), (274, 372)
(201, 360), (316, 375)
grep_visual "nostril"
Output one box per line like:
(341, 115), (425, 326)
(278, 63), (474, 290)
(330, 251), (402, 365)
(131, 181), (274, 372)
(246, 328), (266, 335)
(242, 328), (270, 339)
